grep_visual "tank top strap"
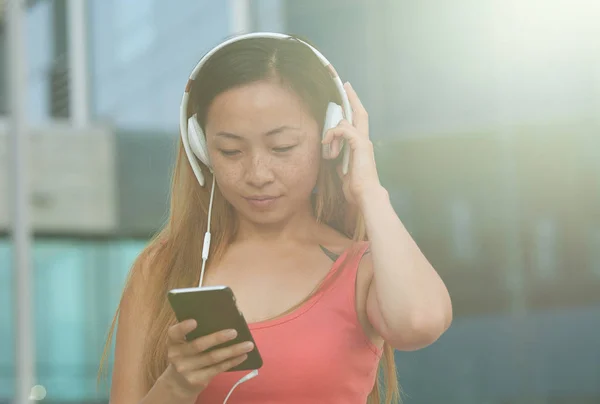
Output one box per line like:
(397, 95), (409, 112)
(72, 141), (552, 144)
(321, 240), (371, 309)
(338, 240), (371, 282)
(318, 241), (381, 356)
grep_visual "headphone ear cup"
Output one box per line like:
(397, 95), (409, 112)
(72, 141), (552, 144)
(188, 115), (212, 171)
(322, 102), (344, 159)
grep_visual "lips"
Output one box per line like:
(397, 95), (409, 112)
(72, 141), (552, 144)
(246, 195), (278, 201)
(244, 195), (280, 208)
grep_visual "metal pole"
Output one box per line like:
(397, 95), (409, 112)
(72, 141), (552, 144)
(67, 0), (90, 127)
(230, 0), (251, 34)
(7, 0), (35, 403)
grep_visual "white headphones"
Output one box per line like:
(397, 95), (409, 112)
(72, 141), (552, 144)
(179, 32), (353, 188)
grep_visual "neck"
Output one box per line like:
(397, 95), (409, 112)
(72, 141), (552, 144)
(233, 203), (318, 244)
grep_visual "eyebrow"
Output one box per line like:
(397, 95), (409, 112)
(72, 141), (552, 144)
(215, 125), (301, 139)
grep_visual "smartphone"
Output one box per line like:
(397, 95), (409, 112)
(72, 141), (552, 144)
(167, 285), (263, 371)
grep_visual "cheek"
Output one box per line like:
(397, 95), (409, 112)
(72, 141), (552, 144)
(282, 145), (321, 189)
(211, 158), (244, 192)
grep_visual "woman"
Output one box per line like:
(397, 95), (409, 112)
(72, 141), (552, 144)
(101, 33), (452, 404)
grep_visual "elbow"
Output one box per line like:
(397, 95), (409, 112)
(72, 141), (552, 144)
(383, 306), (453, 352)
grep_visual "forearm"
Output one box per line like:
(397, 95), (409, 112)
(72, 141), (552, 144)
(360, 186), (452, 342)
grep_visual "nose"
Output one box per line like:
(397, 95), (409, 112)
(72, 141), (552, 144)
(245, 152), (275, 188)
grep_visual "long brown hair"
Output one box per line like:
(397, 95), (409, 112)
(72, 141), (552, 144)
(99, 36), (399, 403)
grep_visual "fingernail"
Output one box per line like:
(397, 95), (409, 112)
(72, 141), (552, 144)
(242, 342), (254, 350)
(225, 329), (237, 338)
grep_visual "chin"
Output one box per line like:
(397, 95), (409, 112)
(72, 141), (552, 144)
(235, 201), (297, 228)
(228, 193), (311, 227)
(240, 208), (289, 225)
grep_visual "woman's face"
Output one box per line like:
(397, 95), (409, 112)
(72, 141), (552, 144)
(204, 79), (322, 225)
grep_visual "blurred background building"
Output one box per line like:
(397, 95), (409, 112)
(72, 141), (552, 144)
(1, 0), (599, 403)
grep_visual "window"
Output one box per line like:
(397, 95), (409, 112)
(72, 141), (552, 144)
(0, 237), (147, 401)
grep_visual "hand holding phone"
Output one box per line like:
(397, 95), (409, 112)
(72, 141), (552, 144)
(160, 319), (254, 400)
(167, 286), (263, 373)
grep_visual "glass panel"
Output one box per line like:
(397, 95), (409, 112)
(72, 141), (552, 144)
(0, 238), (147, 402)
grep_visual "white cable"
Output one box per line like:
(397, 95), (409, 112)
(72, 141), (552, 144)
(223, 369), (259, 404)
(197, 176), (260, 399)
(198, 175), (216, 287)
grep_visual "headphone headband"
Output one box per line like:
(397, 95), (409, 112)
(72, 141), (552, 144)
(179, 32), (352, 186)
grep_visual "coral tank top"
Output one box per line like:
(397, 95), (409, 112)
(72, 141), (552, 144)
(195, 241), (382, 404)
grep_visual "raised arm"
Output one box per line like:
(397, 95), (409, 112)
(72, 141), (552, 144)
(322, 82), (452, 351)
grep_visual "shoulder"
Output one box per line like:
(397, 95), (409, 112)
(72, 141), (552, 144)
(314, 223), (372, 270)
(314, 223), (357, 255)
(110, 237), (168, 400)
(126, 237), (168, 299)
(116, 237), (168, 349)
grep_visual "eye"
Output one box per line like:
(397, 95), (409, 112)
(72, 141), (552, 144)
(273, 145), (297, 153)
(219, 149), (241, 156)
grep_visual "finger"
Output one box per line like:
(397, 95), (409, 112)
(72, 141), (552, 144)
(176, 341), (254, 373)
(180, 354), (249, 388)
(201, 355), (248, 379)
(177, 328), (239, 357)
(323, 136), (343, 160)
(343, 82), (369, 136)
(322, 131), (346, 160)
(322, 123), (362, 154)
(167, 319), (197, 344)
